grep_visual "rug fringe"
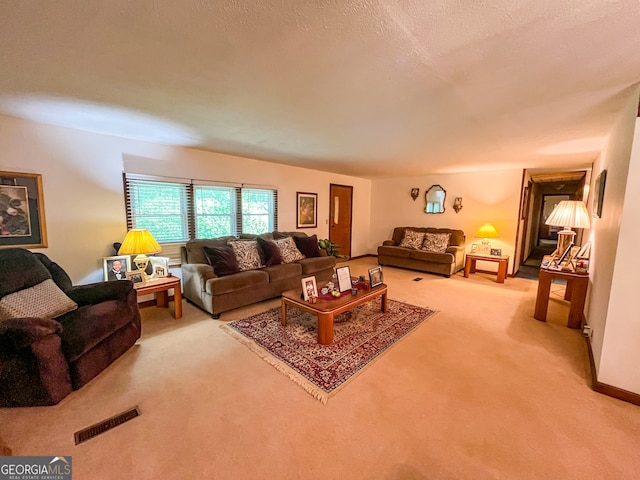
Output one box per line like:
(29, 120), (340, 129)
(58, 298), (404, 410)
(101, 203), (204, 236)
(220, 324), (330, 404)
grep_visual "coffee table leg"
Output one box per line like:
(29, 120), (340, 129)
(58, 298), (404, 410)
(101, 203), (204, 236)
(281, 299), (287, 326)
(381, 291), (388, 312)
(317, 313), (334, 345)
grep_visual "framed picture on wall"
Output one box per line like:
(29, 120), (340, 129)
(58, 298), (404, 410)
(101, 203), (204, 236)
(593, 170), (607, 218)
(296, 192), (317, 229)
(0, 171), (48, 249)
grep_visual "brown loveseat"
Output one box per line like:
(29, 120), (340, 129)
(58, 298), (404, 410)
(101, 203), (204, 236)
(377, 227), (466, 277)
(0, 248), (141, 407)
(181, 232), (336, 318)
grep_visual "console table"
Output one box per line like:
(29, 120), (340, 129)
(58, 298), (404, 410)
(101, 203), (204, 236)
(464, 254), (510, 283)
(534, 268), (588, 329)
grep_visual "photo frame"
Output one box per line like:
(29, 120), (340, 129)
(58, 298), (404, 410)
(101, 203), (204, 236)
(126, 271), (145, 286)
(368, 266), (383, 288)
(301, 276), (318, 301)
(470, 244), (478, 253)
(296, 192), (317, 229)
(593, 170), (607, 218)
(0, 171), (48, 249)
(335, 265), (352, 292)
(490, 248), (502, 257)
(103, 255), (131, 281)
(520, 185), (530, 220)
(477, 244), (491, 255)
(149, 256), (170, 278)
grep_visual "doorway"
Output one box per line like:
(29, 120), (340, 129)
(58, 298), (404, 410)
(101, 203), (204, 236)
(329, 184), (353, 258)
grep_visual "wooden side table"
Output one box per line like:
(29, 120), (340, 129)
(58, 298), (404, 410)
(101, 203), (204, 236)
(134, 276), (182, 319)
(534, 268), (588, 329)
(464, 254), (510, 283)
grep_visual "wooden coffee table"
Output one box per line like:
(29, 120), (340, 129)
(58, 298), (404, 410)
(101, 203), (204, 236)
(281, 283), (387, 345)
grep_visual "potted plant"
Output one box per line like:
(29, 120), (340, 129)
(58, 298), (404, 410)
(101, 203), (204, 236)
(318, 239), (347, 258)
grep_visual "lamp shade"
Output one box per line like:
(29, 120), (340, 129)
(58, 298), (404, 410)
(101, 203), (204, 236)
(118, 229), (161, 255)
(545, 201), (591, 229)
(475, 223), (499, 239)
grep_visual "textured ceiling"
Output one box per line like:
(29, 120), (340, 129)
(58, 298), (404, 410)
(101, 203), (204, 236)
(1, 1), (640, 178)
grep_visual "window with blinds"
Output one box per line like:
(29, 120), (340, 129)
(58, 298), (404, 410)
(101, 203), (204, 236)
(123, 174), (278, 264)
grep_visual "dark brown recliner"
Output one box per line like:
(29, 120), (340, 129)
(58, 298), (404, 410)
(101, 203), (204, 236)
(0, 248), (141, 407)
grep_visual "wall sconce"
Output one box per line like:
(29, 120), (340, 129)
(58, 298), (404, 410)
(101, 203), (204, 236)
(410, 188), (420, 201)
(453, 197), (463, 213)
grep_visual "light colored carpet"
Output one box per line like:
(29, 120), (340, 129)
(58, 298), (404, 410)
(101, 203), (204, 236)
(2, 258), (640, 479)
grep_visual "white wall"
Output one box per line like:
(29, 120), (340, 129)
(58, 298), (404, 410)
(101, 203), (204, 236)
(585, 89), (639, 394)
(0, 114), (371, 284)
(370, 170), (523, 273)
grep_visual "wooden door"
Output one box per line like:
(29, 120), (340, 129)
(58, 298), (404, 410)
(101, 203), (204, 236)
(329, 184), (353, 258)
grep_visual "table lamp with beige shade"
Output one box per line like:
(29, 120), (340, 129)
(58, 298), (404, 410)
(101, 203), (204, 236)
(118, 229), (161, 279)
(544, 200), (591, 256)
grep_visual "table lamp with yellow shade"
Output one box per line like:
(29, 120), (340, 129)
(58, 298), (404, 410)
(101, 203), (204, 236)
(118, 229), (161, 279)
(475, 223), (499, 246)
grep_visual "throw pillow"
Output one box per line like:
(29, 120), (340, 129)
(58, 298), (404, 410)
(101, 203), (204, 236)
(293, 234), (321, 258)
(229, 240), (265, 271)
(399, 229), (425, 249)
(203, 245), (240, 276)
(257, 237), (282, 266)
(274, 236), (305, 264)
(0, 278), (78, 321)
(422, 233), (451, 253)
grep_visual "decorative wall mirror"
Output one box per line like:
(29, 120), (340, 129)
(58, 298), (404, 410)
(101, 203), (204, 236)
(425, 185), (446, 214)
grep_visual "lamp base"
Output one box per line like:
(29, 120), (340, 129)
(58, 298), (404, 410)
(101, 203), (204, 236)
(133, 254), (151, 279)
(556, 228), (576, 257)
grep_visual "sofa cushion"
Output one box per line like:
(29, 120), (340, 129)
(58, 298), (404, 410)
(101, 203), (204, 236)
(59, 300), (134, 362)
(377, 245), (412, 258)
(257, 237), (282, 266)
(409, 250), (455, 265)
(262, 263), (303, 282)
(274, 237), (305, 263)
(293, 234), (321, 258)
(0, 279), (78, 321)
(203, 245), (241, 276)
(422, 232), (451, 253)
(205, 270), (270, 295)
(297, 256), (337, 275)
(398, 229), (425, 249)
(228, 240), (264, 271)
(185, 237), (237, 265)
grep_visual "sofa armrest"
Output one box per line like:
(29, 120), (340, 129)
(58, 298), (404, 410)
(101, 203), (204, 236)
(383, 240), (398, 246)
(182, 263), (217, 290)
(66, 280), (134, 306)
(446, 245), (465, 255)
(0, 317), (63, 352)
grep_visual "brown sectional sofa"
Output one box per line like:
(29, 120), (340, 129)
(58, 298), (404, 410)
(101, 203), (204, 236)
(377, 227), (466, 277)
(181, 232), (336, 317)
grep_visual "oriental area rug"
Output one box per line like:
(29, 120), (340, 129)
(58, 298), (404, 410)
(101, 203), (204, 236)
(220, 299), (436, 404)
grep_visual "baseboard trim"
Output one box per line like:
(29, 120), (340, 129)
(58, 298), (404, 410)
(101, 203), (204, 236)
(138, 296), (174, 309)
(585, 335), (640, 406)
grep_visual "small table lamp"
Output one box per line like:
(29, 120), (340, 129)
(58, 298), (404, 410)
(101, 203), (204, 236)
(545, 200), (591, 256)
(118, 229), (161, 278)
(475, 223), (499, 246)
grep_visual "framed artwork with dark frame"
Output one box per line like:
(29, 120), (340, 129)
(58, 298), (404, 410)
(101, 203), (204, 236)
(296, 192), (317, 229)
(0, 171), (48, 249)
(368, 266), (383, 288)
(593, 169), (607, 218)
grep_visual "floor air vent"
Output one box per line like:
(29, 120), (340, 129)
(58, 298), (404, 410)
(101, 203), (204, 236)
(74, 406), (141, 445)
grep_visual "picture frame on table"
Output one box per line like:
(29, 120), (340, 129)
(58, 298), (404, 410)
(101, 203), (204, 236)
(335, 265), (352, 292)
(368, 266), (383, 288)
(490, 248), (502, 257)
(470, 244), (478, 253)
(301, 276), (318, 301)
(477, 244), (491, 255)
(0, 171), (48, 249)
(149, 256), (170, 278)
(126, 271), (145, 286)
(296, 192), (317, 229)
(103, 255), (131, 281)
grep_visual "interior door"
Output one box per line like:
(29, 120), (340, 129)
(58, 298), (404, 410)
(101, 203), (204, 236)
(329, 184), (353, 258)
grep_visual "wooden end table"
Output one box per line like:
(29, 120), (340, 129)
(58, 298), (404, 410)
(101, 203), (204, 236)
(134, 276), (182, 319)
(281, 283), (388, 345)
(464, 253), (510, 283)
